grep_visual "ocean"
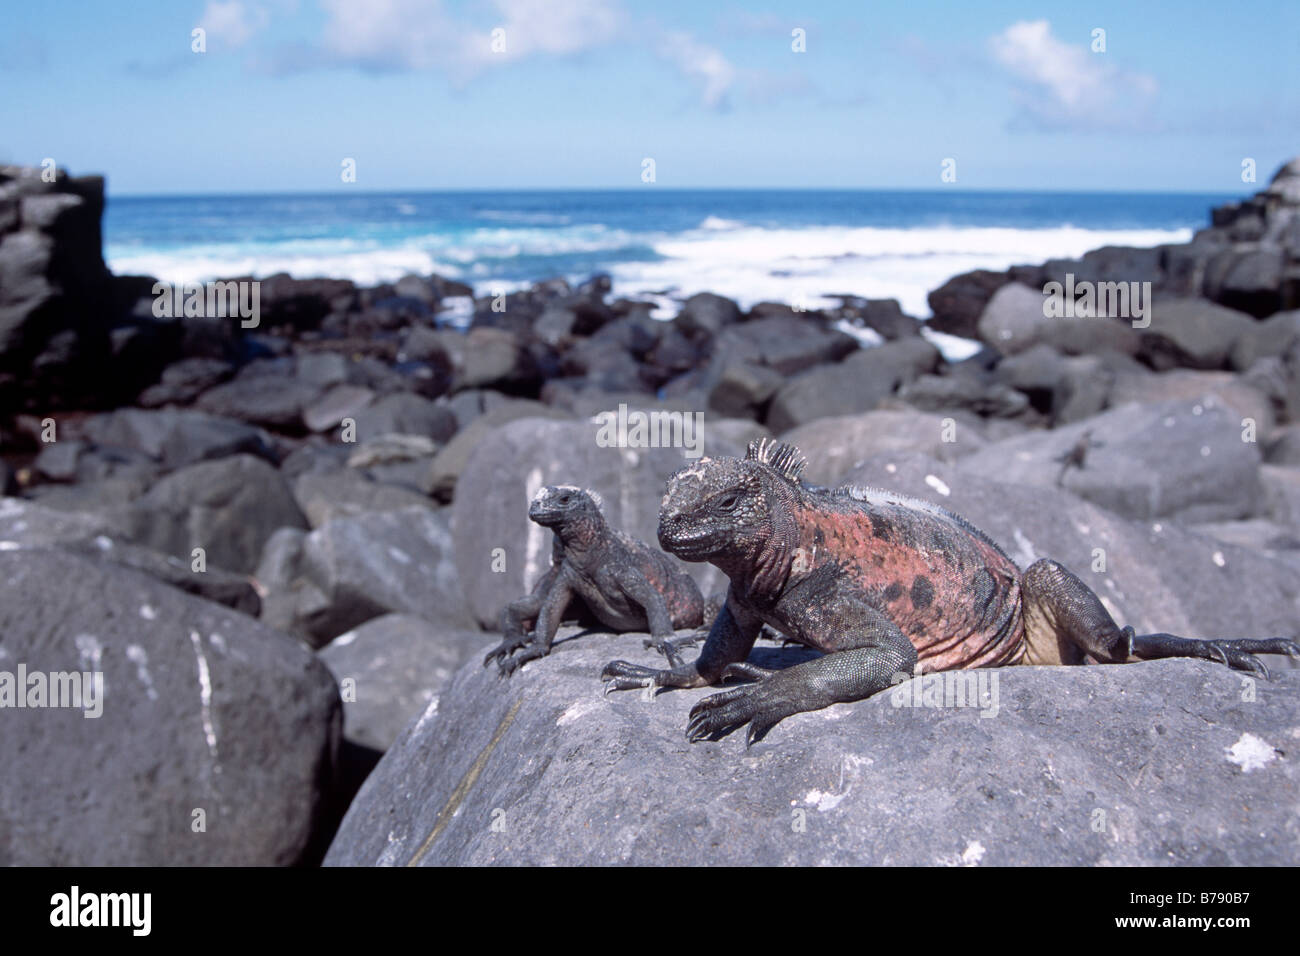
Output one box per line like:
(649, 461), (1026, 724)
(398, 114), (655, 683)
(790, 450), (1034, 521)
(104, 189), (1237, 320)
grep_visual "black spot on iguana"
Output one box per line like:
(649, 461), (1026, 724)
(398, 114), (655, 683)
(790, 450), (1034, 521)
(602, 439), (1300, 746)
(484, 485), (706, 676)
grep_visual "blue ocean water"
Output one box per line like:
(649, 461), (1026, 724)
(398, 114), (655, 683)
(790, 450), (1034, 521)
(104, 189), (1236, 318)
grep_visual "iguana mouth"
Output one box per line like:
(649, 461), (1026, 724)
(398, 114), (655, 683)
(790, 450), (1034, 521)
(528, 501), (564, 526)
(658, 526), (721, 560)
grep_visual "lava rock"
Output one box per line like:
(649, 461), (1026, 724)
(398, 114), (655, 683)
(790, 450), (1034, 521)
(958, 397), (1262, 523)
(123, 454), (308, 574)
(0, 548), (339, 865)
(79, 408), (273, 470)
(323, 624), (1299, 866)
(783, 409), (988, 485)
(319, 614), (487, 752)
(294, 506), (473, 646)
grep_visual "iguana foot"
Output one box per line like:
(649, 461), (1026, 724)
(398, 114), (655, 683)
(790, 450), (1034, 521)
(687, 679), (794, 747)
(1131, 632), (1299, 680)
(483, 633), (530, 671)
(642, 633), (698, 667)
(601, 659), (666, 693)
(600, 658), (711, 694)
(484, 633), (551, 677)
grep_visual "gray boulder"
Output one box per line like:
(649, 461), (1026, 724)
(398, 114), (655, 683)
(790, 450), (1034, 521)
(895, 373), (1031, 419)
(59, 535), (261, 615)
(1230, 310), (1300, 371)
(292, 470), (435, 528)
(782, 409), (987, 485)
(427, 400), (571, 501)
(295, 506), (473, 645)
(348, 392), (457, 445)
(124, 454), (308, 574)
(706, 360), (784, 419)
(0, 549), (339, 865)
(675, 292), (742, 338)
(196, 369), (324, 429)
(1138, 298), (1256, 370)
(79, 408), (272, 470)
(975, 281), (1144, 359)
(0, 496), (119, 548)
(1107, 370), (1275, 439)
(302, 384), (375, 433)
(319, 614), (487, 752)
(766, 339), (939, 434)
(1267, 426), (1300, 466)
(721, 315), (856, 375)
(324, 625), (1299, 866)
(975, 282), (1052, 354)
(136, 357), (234, 407)
(958, 397), (1263, 523)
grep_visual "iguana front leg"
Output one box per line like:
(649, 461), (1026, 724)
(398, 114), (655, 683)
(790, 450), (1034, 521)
(1021, 559), (1300, 677)
(686, 602), (918, 747)
(602, 597), (760, 692)
(607, 565), (689, 667)
(487, 574), (574, 677)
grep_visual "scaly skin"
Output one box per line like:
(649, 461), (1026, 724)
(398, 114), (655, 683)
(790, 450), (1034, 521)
(484, 485), (706, 676)
(602, 439), (1300, 745)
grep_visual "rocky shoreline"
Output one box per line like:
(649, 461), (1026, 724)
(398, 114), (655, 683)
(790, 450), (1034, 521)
(2, 160), (1299, 865)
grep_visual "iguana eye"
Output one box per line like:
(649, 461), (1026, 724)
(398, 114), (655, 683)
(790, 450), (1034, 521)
(716, 492), (739, 510)
(558, 493), (571, 504)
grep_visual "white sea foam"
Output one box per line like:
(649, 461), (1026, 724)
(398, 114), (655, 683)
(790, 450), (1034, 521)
(699, 215), (745, 230)
(107, 222), (1191, 319)
(606, 223), (1192, 317)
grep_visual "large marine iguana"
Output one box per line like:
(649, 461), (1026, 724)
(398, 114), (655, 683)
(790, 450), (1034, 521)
(602, 439), (1300, 745)
(484, 485), (706, 676)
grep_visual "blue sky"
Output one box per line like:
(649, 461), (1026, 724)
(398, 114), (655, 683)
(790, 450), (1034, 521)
(2, 1), (1296, 195)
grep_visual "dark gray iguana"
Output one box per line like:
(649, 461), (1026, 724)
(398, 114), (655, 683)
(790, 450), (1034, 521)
(484, 485), (707, 676)
(601, 439), (1300, 745)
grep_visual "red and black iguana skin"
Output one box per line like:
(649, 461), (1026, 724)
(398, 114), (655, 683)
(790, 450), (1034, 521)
(602, 439), (1300, 745)
(484, 485), (706, 676)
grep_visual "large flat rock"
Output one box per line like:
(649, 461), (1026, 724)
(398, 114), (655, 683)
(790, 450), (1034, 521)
(324, 626), (1300, 866)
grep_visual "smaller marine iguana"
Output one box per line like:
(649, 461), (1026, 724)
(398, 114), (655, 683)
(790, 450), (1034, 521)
(602, 439), (1300, 745)
(484, 485), (706, 676)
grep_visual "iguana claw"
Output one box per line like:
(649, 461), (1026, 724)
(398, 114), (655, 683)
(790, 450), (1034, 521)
(483, 634), (531, 671)
(600, 659), (662, 694)
(687, 683), (787, 747)
(1129, 633), (1299, 680)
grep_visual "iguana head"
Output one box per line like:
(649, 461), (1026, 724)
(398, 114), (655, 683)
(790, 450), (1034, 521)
(528, 485), (605, 535)
(658, 439), (805, 595)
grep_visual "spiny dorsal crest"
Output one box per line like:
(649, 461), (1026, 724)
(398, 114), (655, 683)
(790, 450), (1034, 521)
(745, 439), (807, 484)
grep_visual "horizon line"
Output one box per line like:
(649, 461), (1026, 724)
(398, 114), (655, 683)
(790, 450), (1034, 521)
(106, 184), (1247, 201)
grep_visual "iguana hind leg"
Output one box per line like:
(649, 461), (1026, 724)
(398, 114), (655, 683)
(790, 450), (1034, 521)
(602, 599), (758, 693)
(1021, 559), (1299, 678)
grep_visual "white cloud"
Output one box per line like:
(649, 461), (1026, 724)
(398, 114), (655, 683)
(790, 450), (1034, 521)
(200, 0), (271, 48)
(989, 20), (1157, 129)
(315, 0), (624, 76)
(657, 31), (736, 110)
